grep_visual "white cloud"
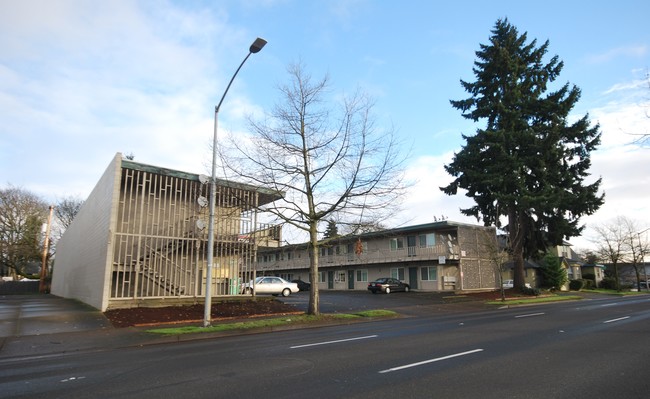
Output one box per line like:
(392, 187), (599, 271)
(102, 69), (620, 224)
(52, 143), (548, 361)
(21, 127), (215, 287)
(603, 79), (648, 95)
(587, 45), (648, 64)
(0, 1), (260, 201)
(386, 152), (477, 228)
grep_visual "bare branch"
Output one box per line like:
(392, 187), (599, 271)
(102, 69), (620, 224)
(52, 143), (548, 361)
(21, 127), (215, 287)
(217, 62), (410, 315)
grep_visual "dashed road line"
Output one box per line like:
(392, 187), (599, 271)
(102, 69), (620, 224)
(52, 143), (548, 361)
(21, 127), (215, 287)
(290, 335), (378, 349)
(378, 349), (484, 374)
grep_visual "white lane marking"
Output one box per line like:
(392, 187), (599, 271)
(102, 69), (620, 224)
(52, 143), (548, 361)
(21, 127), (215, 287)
(60, 376), (86, 383)
(515, 312), (545, 318)
(378, 349), (484, 374)
(290, 335), (378, 349)
(603, 316), (630, 324)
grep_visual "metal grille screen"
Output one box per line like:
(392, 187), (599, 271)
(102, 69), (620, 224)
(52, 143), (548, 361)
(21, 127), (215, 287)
(110, 167), (263, 301)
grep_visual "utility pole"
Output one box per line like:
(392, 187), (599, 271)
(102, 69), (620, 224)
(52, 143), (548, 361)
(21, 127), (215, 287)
(40, 205), (54, 293)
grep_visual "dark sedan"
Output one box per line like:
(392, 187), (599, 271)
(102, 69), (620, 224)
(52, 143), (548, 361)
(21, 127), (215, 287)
(367, 277), (410, 294)
(291, 279), (311, 291)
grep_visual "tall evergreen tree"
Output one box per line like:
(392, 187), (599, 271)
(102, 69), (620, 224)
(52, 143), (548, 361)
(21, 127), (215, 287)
(441, 19), (603, 290)
(323, 219), (339, 239)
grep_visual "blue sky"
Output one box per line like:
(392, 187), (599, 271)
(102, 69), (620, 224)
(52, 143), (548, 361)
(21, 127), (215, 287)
(1, 0), (648, 249)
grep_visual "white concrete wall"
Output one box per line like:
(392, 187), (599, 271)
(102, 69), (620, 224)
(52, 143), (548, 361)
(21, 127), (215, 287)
(51, 153), (122, 311)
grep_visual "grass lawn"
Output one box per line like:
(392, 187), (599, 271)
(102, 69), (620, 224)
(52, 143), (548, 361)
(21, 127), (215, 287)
(146, 309), (397, 336)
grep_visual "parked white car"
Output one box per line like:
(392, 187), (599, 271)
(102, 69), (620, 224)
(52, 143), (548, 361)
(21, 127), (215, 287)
(242, 276), (299, 297)
(502, 280), (531, 289)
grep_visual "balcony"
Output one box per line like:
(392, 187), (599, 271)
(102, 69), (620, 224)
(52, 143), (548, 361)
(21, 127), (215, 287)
(258, 243), (460, 271)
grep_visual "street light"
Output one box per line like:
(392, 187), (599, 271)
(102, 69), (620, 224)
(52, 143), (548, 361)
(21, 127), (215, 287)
(204, 37), (267, 327)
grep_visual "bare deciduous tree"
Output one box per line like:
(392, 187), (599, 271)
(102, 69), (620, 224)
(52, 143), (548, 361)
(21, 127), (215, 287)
(219, 63), (408, 314)
(592, 216), (649, 290)
(621, 219), (650, 290)
(0, 185), (48, 278)
(53, 196), (84, 240)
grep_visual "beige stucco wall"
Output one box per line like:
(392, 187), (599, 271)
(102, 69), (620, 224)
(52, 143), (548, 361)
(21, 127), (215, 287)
(51, 153), (122, 311)
(456, 225), (498, 290)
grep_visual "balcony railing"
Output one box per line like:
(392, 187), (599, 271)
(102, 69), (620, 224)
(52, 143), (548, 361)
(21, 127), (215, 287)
(258, 243), (460, 271)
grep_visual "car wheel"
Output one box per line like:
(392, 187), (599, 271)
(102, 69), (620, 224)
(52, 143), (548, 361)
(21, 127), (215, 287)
(404, 286), (410, 292)
(281, 288), (291, 297)
(385, 287), (391, 294)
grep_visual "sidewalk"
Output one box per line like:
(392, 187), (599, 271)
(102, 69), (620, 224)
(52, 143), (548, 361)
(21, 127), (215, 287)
(0, 295), (164, 359)
(0, 294), (366, 360)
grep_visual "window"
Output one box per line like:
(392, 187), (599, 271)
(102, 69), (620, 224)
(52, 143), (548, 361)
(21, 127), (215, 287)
(420, 266), (437, 281)
(419, 233), (436, 248)
(356, 270), (368, 282)
(390, 267), (405, 280)
(337, 271), (346, 282)
(390, 238), (405, 251)
(318, 272), (326, 283)
(263, 254), (277, 262)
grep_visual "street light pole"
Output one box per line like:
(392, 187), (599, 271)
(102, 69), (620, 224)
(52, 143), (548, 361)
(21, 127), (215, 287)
(204, 38), (267, 327)
(39, 205), (54, 293)
(637, 228), (649, 290)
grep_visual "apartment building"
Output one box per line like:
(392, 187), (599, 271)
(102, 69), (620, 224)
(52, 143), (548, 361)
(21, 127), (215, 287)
(51, 153), (282, 311)
(257, 221), (499, 292)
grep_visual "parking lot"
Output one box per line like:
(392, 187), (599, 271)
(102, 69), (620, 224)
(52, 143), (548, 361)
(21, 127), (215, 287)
(279, 289), (464, 316)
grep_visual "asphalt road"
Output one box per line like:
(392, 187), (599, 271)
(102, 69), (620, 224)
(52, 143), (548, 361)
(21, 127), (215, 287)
(2, 293), (650, 399)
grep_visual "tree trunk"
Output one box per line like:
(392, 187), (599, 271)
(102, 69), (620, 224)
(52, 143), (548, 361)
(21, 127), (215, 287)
(307, 224), (320, 315)
(508, 207), (526, 290)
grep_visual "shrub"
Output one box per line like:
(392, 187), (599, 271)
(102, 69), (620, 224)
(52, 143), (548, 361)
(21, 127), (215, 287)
(569, 279), (584, 291)
(599, 277), (618, 290)
(582, 279), (595, 290)
(521, 286), (541, 296)
(539, 254), (568, 289)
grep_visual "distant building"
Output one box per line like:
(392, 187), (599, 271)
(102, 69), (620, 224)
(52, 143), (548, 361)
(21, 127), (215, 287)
(51, 153), (282, 311)
(604, 262), (650, 288)
(501, 241), (591, 290)
(501, 259), (542, 289)
(257, 221), (500, 292)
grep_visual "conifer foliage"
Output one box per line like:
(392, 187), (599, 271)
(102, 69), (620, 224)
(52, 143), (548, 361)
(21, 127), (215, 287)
(441, 19), (603, 290)
(323, 220), (339, 239)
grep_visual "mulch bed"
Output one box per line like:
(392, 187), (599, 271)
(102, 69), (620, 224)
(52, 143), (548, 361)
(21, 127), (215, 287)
(104, 300), (300, 328)
(104, 290), (527, 328)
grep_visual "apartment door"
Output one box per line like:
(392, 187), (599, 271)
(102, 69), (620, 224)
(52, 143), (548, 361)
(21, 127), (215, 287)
(348, 270), (355, 289)
(327, 271), (334, 289)
(408, 267), (418, 289)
